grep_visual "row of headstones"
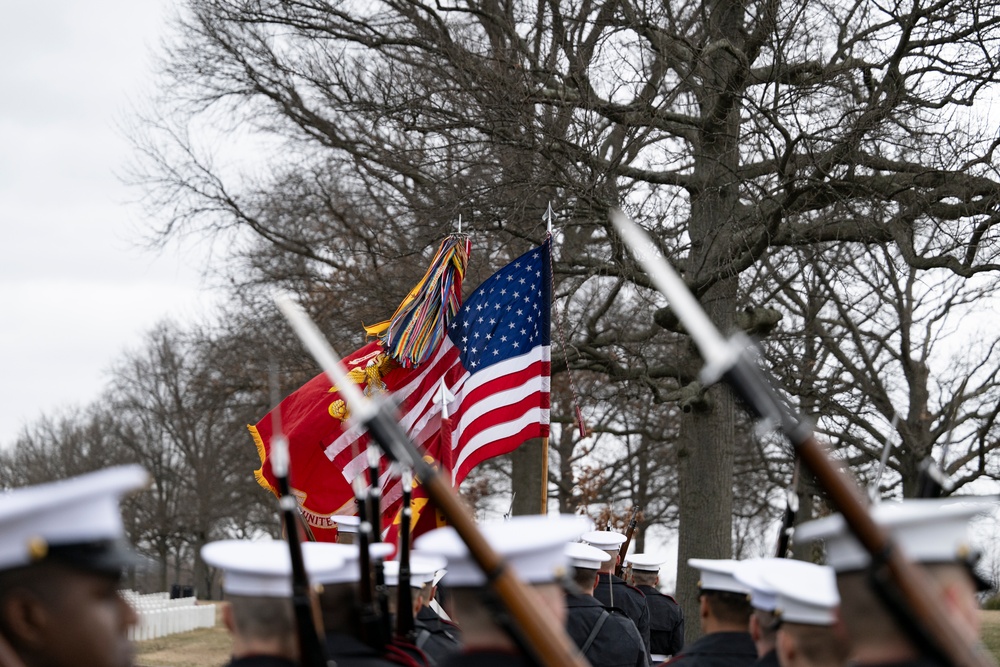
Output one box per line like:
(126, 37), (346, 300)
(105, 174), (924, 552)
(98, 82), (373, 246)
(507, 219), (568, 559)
(121, 590), (217, 641)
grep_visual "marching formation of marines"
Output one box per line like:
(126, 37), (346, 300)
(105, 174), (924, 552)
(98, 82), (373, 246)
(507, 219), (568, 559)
(1, 463), (998, 667)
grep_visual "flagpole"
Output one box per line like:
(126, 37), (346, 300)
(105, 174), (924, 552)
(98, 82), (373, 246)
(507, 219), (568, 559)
(541, 204), (554, 516)
(540, 437), (549, 514)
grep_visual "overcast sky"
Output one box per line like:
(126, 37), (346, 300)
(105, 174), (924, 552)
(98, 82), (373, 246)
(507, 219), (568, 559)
(0, 2), (224, 447)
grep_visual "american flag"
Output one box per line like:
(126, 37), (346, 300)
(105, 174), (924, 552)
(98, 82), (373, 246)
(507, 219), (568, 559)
(253, 237), (551, 540)
(443, 236), (552, 482)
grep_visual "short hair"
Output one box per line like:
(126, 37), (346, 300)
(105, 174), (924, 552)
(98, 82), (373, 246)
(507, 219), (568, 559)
(449, 587), (501, 631)
(0, 564), (63, 640)
(702, 589), (752, 626)
(781, 622), (850, 666)
(571, 567), (598, 592)
(0, 563), (116, 641)
(227, 595), (295, 642)
(318, 582), (361, 635)
(631, 570), (657, 587)
(753, 609), (780, 642)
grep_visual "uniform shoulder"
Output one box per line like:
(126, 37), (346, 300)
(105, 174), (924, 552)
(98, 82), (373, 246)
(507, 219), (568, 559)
(624, 582), (647, 597)
(644, 588), (679, 604)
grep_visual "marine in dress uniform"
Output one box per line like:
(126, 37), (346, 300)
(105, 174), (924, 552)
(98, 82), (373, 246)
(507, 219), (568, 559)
(381, 554), (446, 667)
(311, 541), (402, 667)
(333, 515), (360, 545)
(201, 539), (346, 667)
(581, 530), (653, 663)
(564, 542), (649, 667)
(0, 465), (148, 667)
(626, 552), (685, 661)
(415, 513), (593, 667)
(753, 559), (847, 667)
(796, 498), (997, 667)
(733, 559), (782, 667)
(666, 559), (757, 667)
(410, 566), (463, 666)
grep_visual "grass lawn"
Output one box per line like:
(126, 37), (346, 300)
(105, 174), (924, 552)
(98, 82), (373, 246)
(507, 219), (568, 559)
(981, 610), (1000, 659)
(135, 607), (1000, 667)
(135, 604), (231, 667)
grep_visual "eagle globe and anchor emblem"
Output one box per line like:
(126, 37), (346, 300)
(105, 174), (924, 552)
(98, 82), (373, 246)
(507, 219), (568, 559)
(327, 349), (397, 422)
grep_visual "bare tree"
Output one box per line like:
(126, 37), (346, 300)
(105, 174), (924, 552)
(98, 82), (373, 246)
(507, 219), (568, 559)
(762, 242), (1000, 498)
(108, 322), (276, 595)
(129, 0), (1000, 639)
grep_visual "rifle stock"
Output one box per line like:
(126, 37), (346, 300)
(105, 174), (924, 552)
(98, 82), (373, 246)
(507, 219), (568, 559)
(611, 209), (997, 667)
(615, 506), (640, 578)
(275, 294), (593, 667)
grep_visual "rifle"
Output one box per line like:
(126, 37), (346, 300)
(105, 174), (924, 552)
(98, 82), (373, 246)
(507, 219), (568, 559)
(915, 457), (954, 499)
(275, 293), (594, 667)
(268, 368), (333, 667)
(869, 413), (898, 503)
(503, 492), (516, 521)
(615, 505), (640, 577)
(353, 475), (386, 650)
(396, 469), (416, 641)
(367, 447), (393, 646)
(774, 457), (799, 558)
(610, 209), (996, 667)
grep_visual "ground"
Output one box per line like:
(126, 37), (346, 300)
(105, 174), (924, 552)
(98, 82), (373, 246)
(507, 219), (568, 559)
(135, 604), (231, 667)
(135, 608), (1000, 666)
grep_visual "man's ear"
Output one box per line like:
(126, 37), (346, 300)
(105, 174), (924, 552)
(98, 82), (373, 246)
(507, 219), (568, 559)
(1, 589), (51, 648)
(777, 630), (796, 666)
(221, 601), (236, 634)
(749, 613), (762, 642)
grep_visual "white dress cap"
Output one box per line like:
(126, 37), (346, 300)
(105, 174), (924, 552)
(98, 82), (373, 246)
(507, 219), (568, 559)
(566, 542), (612, 570)
(625, 552), (665, 573)
(760, 559), (839, 626)
(201, 540), (345, 597)
(310, 541), (396, 585)
(0, 464), (149, 572)
(688, 558), (751, 595)
(332, 515), (360, 534)
(580, 530), (627, 552)
(415, 514), (594, 586)
(795, 497), (997, 572)
(733, 558), (780, 611)
(383, 553), (448, 588)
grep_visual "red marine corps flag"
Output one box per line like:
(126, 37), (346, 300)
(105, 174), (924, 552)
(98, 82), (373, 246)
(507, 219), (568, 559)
(251, 235), (552, 542)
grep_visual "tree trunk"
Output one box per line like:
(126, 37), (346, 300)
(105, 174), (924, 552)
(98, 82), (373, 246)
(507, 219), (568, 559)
(676, 0), (746, 641)
(511, 437), (545, 515)
(677, 377), (738, 644)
